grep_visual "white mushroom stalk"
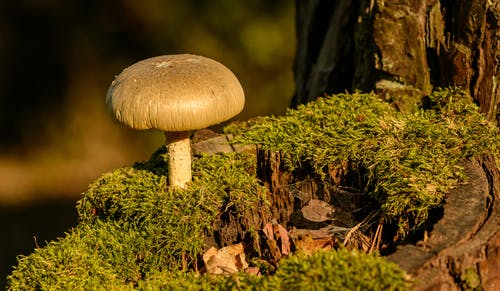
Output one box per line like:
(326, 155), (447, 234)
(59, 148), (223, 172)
(106, 54), (245, 189)
(165, 131), (192, 189)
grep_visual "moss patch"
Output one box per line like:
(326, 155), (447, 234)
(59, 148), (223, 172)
(10, 237), (407, 290)
(136, 249), (408, 290)
(228, 88), (499, 236)
(8, 88), (496, 289)
(8, 149), (408, 290)
(8, 150), (268, 289)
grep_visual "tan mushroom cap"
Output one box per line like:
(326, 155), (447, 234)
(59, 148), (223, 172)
(106, 54), (245, 132)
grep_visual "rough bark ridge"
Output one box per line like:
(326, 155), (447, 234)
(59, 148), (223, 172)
(292, 1), (500, 289)
(292, 0), (500, 124)
(387, 155), (500, 290)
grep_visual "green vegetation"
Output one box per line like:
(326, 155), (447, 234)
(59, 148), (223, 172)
(136, 249), (408, 290)
(459, 267), (481, 290)
(77, 148), (267, 271)
(8, 88), (497, 289)
(265, 249), (408, 290)
(9, 232), (408, 290)
(8, 151), (269, 289)
(8, 149), (408, 290)
(228, 88), (499, 236)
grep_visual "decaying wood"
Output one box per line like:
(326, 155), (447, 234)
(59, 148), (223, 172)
(253, 137), (500, 289)
(386, 155), (500, 290)
(257, 146), (500, 289)
(196, 1), (500, 288)
(195, 128), (499, 289)
(193, 130), (269, 252)
(195, 133), (368, 253)
(256, 150), (295, 225)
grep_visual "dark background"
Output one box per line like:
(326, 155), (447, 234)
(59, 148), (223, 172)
(0, 0), (295, 287)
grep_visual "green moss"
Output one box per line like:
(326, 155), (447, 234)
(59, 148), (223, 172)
(8, 150), (268, 289)
(8, 221), (149, 290)
(459, 267), (481, 290)
(265, 249), (408, 290)
(8, 148), (408, 290)
(9, 88), (495, 289)
(228, 88), (499, 236)
(133, 249), (408, 290)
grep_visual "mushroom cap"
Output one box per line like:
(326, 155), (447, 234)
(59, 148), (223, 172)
(106, 54), (245, 132)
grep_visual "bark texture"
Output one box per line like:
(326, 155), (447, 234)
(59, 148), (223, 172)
(387, 155), (500, 290)
(292, 1), (500, 289)
(293, 0), (500, 124)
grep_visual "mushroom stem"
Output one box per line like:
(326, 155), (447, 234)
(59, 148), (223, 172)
(165, 131), (192, 189)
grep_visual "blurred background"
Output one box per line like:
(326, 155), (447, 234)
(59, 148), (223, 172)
(0, 0), (295, 286)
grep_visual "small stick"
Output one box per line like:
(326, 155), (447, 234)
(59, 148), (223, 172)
(368, 218), (384, 253)
(343, 210), (378, 247)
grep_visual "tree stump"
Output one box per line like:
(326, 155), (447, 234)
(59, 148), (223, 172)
(291, 1), (500, 286)
(254, 143), (500, 289)
(292, 0), (500, 124)
(196, 130), (499, 289)
(387, 155), (500, 290)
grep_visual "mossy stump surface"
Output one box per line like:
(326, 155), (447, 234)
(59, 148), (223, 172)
(386, 154), (500, 290)
(229, 88), (499, 289)
(252, 133), (499, 290)
(7, 89), (499, 290)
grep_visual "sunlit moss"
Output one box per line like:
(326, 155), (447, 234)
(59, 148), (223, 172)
(228, 88), (499, 237)
(136, 249), (409, 290)
(8, 88), (496, 289)
(266, 249), (408, 290)
(8, 147), (408, 290)
(8, 150), (268, 289)
(459, 267), (481, 290)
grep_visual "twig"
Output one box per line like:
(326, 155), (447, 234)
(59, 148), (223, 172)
(343, 210), (378, 247)
(368, 217), (384, 253)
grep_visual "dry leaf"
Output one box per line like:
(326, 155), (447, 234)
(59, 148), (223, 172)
(301, 199), (335, 222)
(263, 222), (290, 259)
(293, 235), (335, 255)
(202, 243), (248, 275)
(202, 247), (220, 274)
(276, 223), (290, 255)
(262, 222), (274, 240)
(244, 266), (261, 276)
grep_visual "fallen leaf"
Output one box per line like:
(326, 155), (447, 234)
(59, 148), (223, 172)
(244, 266), (261, 276)
(202, 243), (248, 275)
(202, 247), (220, 274)
(293, 235), (335, 255)
(301, 199), (335, 222)
(263, 222), (291, 259)
(277, 224), (290, 255)
(262, 222), (274, 240)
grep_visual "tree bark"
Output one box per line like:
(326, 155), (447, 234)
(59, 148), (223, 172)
(292, 0), (500, 124)
(387, 155), (500, 290)
(194, 2), (500, 286)
(292, 1), (500, 289)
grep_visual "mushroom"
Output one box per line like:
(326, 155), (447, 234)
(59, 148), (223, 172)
(106, 54), (245, 188)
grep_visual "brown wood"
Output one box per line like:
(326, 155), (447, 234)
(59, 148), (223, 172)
(387, 155), (500, 290)
(201, 1), (500, 285)
(290, 1), (500, 288)
(255, 144), (500, 289)
(198, 132), (498, 288)
(292, 0), (500, 124)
